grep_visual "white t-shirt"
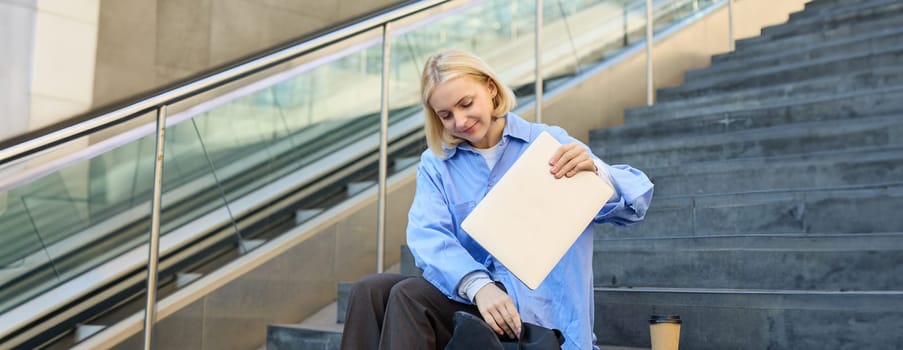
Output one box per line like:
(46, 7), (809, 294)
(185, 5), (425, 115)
(472, 142), (502, 170)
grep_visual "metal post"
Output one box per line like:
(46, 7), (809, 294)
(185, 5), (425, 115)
(510, 1), (518, 38)
(143, 105), (167, 350)
(645, 0), (654, 106)
(622, 3), (629, 46)
(376, 23), (391, 274)
(728, 0), (735, 51)
(535, 0), (543, 123)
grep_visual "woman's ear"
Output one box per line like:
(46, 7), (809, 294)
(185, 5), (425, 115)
(487, 80), (498, 98)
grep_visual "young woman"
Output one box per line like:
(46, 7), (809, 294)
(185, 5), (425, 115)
(341, 49), (654, 350)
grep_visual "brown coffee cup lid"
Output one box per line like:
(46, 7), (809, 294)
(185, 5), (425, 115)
(649, 315), (681, 324)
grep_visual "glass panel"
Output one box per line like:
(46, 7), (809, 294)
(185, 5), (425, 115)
(0, 188), (56, 312)
(0, 111), (157, 315)
(541, 0), (638, 90)
(652, 0), (716, 33)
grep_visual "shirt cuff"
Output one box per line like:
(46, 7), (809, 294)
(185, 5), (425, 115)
(594, 159), (614, 186)
(458, 271), (494, 303)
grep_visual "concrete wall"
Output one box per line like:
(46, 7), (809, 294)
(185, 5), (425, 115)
(0, 0), (98, 139)
(0, 0), (35, 214)
(0, 0), (34, 145)
(29, 0), (100, 132)
(91, 0), (405, 108)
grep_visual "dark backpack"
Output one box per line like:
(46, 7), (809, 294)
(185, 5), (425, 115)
(444, 311), (565, 350)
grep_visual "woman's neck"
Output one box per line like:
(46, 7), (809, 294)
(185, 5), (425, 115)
(471, 116), (506, 149)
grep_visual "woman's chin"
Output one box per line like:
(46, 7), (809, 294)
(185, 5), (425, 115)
(463, 136), (485, 147)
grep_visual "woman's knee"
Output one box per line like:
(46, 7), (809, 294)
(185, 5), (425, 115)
(387, 277), (437, 304)
(350, 273), (410, 300)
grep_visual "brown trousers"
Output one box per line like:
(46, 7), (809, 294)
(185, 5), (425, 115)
(340, 273), (481, 350)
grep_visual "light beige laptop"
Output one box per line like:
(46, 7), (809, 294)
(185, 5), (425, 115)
(461, 131), (614, 289)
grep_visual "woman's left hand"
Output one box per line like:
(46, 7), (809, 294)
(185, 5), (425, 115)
(549, 143), (597, 179)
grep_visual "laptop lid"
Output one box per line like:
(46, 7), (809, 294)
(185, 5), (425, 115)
(461, 131), (613, 289)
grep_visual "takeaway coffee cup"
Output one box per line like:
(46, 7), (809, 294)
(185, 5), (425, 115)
(649, 315), (681, 350)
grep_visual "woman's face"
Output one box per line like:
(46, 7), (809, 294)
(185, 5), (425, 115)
(428, 76), (499, 149)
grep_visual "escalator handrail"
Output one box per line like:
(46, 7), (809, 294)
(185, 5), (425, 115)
(0, 0), (447, 166)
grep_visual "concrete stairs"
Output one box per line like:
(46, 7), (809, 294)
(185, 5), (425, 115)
(590, 0), (903, 348)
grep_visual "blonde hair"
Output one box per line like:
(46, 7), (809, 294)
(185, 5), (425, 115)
(421, 50), (517, 157)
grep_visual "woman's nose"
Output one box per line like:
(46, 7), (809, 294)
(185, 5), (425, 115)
(454, 114), (468, 128)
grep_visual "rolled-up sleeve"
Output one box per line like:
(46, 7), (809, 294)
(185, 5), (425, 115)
(545, 126), (653, 226)
(407, 161), (488, 303)
(593, 163), (653, 225)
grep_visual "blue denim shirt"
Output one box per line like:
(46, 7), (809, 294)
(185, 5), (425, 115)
(407, 113), (654, 350)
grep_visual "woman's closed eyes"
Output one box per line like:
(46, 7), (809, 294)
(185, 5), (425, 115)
(437, 97), (474, 120)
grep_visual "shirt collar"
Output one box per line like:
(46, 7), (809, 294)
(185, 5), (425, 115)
(441, 112), (530, 159)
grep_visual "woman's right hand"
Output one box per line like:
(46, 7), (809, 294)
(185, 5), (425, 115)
(473, 283), (522, 338)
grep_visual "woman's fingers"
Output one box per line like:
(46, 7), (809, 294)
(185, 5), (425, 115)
(548, 145), (569, 166)
(474, 284), (519, 338)
(491, 299), (520, 338)
(480, 309), (505, 336)
(483, 304), (515, 338)
(504, 301), (522, 337)
(489, 308), (516, 338)
(550, 145), (581, 178)
(551, 144), (593, 178)
(566, 156), (595, 178)
(562, 153), (591, 178)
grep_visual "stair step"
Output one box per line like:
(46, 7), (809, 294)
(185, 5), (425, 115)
(594, 233), (903, 290)
(644, 145), (903, 196)
(346, 181), (375, 196)
(795, 0), (883, 18)
(689, 26), (903, 82)
(75, 324), (106, 342)
(665, 44), (903, 97)
(760, 0), (903, 40)
(295, 209), (324, 224)
(594, 287), (903, 350)
(239, 238), (267, 254)
(594, 182), (903, 238)
(643, 67), (903, 118)
(393, 156), (419, 172)
(400, 244), (423, 277)
(267, 324), (341, 350)
(336, 282), (351, 324)
(596, 114), (903, 168)
(175, 272), (203, 288)
(718, 10), (903, 64)
(267, 302), (343, 350)
(599, 85), (903, 143)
